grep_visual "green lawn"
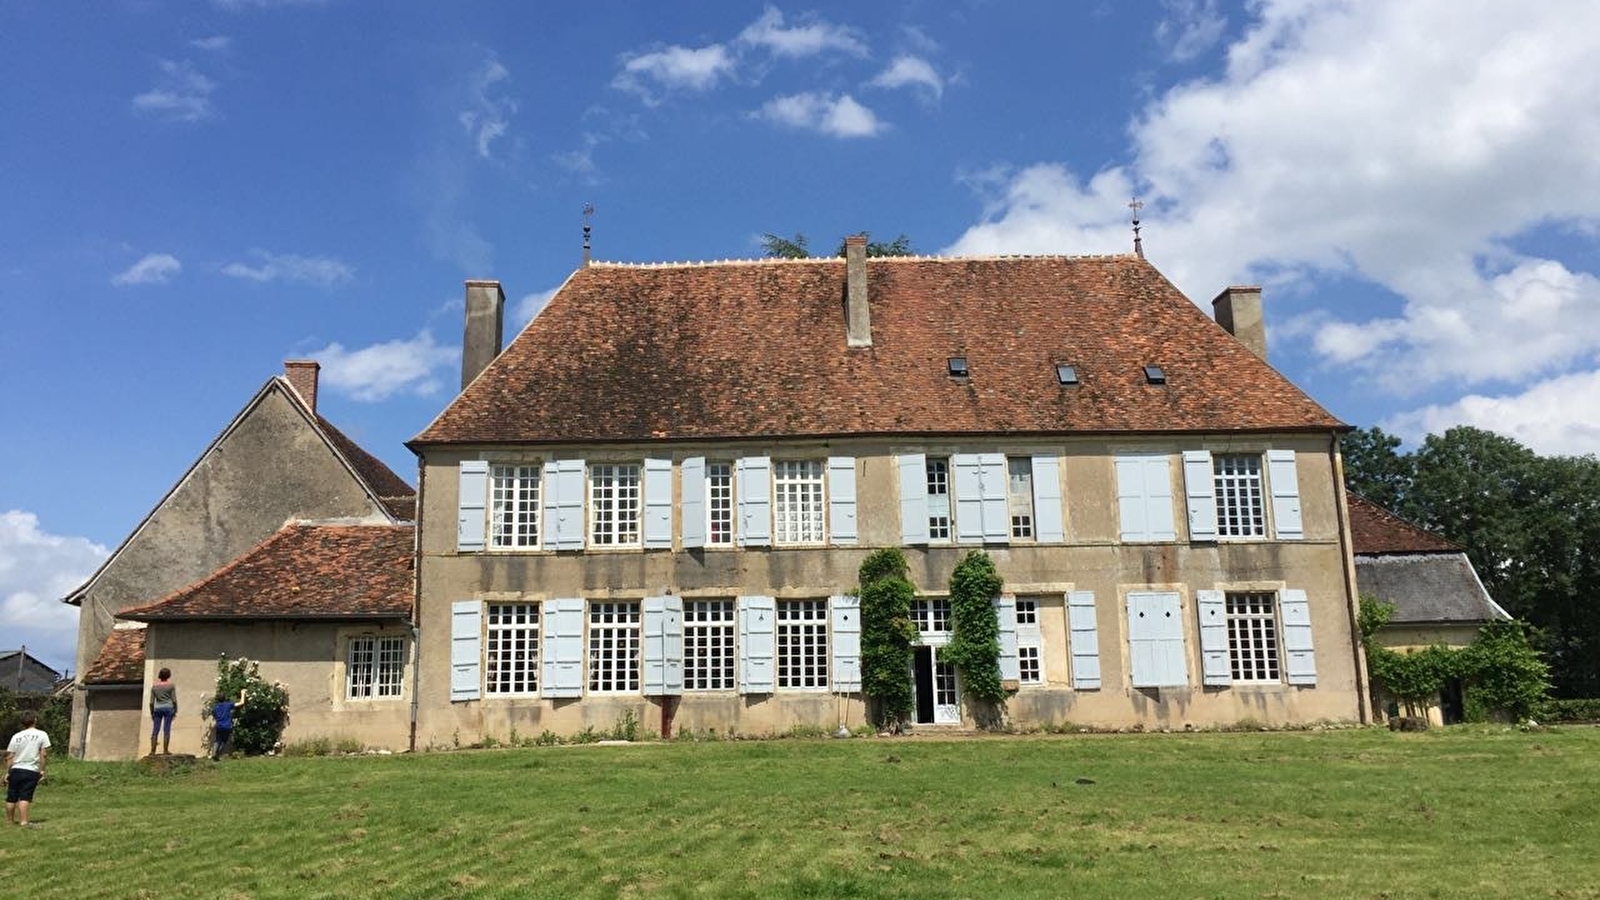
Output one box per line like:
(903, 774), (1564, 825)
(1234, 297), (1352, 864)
(5, 727), (1598, 900)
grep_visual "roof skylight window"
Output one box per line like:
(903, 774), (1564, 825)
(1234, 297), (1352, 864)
(947, 357), (970, 378)
(1143, 365), (1166, 385)
(1055, 364), (1079, 385)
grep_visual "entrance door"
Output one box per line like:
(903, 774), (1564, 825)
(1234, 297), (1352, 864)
(913, 645), (961, 725)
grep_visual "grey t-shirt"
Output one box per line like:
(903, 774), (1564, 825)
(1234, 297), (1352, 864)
(150, 681), (177, 710)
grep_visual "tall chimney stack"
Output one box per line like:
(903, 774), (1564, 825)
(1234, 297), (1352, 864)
(844, 234), (871, 348)
(284, 359), (320, 413)
(462, 280), (506, 389)
(1212, 285), (1266, 361)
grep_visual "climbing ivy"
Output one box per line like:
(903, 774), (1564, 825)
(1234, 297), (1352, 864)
(945, 551), (1008, 708)
(858, 549), (917, 729)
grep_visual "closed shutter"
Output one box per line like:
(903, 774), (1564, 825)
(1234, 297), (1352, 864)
(830, 594), (862, 692)
(953, 454), (983, 543)
(980, 453), (1009, 542)
(644, 458), (674, 549)
(828, 456), (858, 545)
(1196, 589), (1230, 686)
(1128, 591), (1188, 687)
(1116, 454), (1177, 542)
(541, 598), (585, 698)
(1268, 449), (1303, 540)
(681, 457), (706, 549)
(1281, 589), (1316, 684)
(1031, 453), (1065, 542)
(994, 594), (1020, 683)
(1183, 450), (1217, 541)
(898, 453), (929, 545)
(543, 459), (586, 550)
(738, 596), (776, 694)
(457, 460), (488, 552)
(738, 457), (771, 547)
(450, 600), (481, 700)
(1066, 591), (1101, 690)
(643, 595), (684, 696)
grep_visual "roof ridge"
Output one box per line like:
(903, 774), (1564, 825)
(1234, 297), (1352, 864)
(588, 252), (1138, 269)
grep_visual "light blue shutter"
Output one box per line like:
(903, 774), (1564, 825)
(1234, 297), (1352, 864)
(543, 460), (586, 550)
(1281, 589), (1316, 684)
(681, 457), (706, 549)
(828, 456), (857, 545)
(953, 454), (984, 543)
(1197, 589), (1231, 686)
(980, 453), (1009, 542)
(1128, 591), (1188, 687)
(738, 595), (775, 694)
(1268, 449), (1303, 540)
(1115, 456), (1149, 541)
(1183, 450), (1217, 541)
(643, 595), (684, 696)
(644, 458), (674, 549)
(457, 461), (488, 552)
(830, 594), (861, 692)
(450, 600), (481, 700)
(1143, 455), (1177, 541)
(1067, 591), (1101, 690)
(899, 453), (929, 545)
(1031, 453), (1064, 542)
(994, 594), (1020, 683)
(541, 598), (585, 698)
(738, 457), (771, 547)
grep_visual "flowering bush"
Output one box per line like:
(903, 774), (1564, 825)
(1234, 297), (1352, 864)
(203, 656), (290, 755)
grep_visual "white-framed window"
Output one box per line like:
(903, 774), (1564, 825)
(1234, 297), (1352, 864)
(588, 601), (641, 692)
(590, 464), (642, 546)
(489, 464), (540, 549)
(485, 602), (539, 695)
(684, 599), (735, 690)
(1008, 457), (1034, 539)
(1018, 646), (1041, 685)
(773, 460), (826, 544)
(912, 598), (952, 636)
(707, 462), (734, 546)
(1213, 454), (1265, 538)
(777, 599), (829, 689)
(1015, 598), (1042, 685)
(927, 458), (952, 541)
(346, 635), (405, 700)
(1226, 592), (1281, 681)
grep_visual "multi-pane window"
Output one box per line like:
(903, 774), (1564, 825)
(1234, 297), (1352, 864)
(684, 600), (735, 690)
(1015, 598), (1041, 685)
(1015, 598), (1038, 626)
(346, 635), (405, 699)
(590, 464), (642, 546)
(707, 462), (734, 546)
(1018, 646), (1042, 685)
(1226, 592), (1281, 681)
(777, 600), (829, 689)
(490, 464), (540, 548)
(1213, 454), (1266, 538)
(1008, 457), (1034, 539)
(485, 602), (539, 694)
(911, 598), (952, 636)
(773, 460), (826, 544)
(927, 458), (952, 540)
(588, 601), (641, 692)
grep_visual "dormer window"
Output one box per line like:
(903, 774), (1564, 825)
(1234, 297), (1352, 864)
(947, 357), (970, 378)
(1143, 365), (1166, 385)
(1055, 364), (1078, 385)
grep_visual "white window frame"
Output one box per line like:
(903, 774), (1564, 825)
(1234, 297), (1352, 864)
(706, 462), (735, 547)
(773, 460), (826, 545)
(1226, 591), (1282, 682)
(346, 635), (405, 700)
(588, 601), (641, 693)
(1008, 457), (1035, 539)
(684, 599), (736, 690)
(485, 602), (540, 695)
(489, 464), (541, 549)
(911, 597), (952, 638)
(590, 463), (643, 547)
(926, 457), (952, 542)
(1015, 598), (1042, 685)
(777, 599), (829, 689)
(1213, 454), (1266, 538)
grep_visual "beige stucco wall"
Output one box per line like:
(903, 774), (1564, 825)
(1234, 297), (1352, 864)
(80, 686), (142, 762)
(415, 433), (1364, 744)
(1373, 623), (1483, 651)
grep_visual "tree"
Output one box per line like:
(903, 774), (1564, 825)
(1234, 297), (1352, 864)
(1341, 426), (1413, 510)
(759, 231), (914, 259)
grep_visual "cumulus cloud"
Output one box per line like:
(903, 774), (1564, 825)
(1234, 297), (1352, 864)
(869, 55), (944, 104)
(736, 6), (867, 58)
(111, 253), (182, 286)
(754, 92), (885, 138)
(211, 0), (329, 9)
(1385, 370), (1600, 457)
(1155, 0), (1227, 62)
(613, 44), (737, 104)
(459, 55), (518, 160)
(222, 250), (354, 286)
(132, 59), (216, 122)
(189, 35), (232, 52)
(310, 331), (460, 402)
(0, 511), (106, 674)
(514, 287), (560, 328)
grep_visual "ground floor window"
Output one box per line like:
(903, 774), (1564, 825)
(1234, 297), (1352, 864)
(1226, 591), (1280, 681)
(486, 602), (540, 694)
(1015, 598), (1042, 685)
(347, 635), (405, 699)
(589, 601), (641, 692)
(777, 599), (828, 689)
(685, 599), (735, 690)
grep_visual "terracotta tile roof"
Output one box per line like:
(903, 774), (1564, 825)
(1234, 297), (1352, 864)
(83, 629), (145, 684)
(1348, 494), (1460, 554)
(119, 524), (414, 621)
(413, 255), (1344, 446)
(315, 414), (416, 519)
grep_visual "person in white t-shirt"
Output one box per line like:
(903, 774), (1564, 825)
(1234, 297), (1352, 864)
(4, 711), (51, 828)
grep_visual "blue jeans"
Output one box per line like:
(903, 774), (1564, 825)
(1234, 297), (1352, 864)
(151, 707), (175, 739)
(213, 727), (232, 760)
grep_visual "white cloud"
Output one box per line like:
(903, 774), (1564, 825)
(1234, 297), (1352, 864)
(189, 35), (232, 52)
(111, 253), (182, 286)
(1155, 0), (1227, 62)
(1384, 370), (1600, 457)
(309, 331), (460, 402)
(736, 6), (867, 58)
(869, 55), (944, 104)
(222, 250), (354, 286)
(0, 511), (106, 674)
(211, 0), (329, 9)
(459, 55), (518, 160)
(132, 59), (216, 123)
(613, 44), (737, 104)
(514, 287), (559, 327)
(755, 92), (886, 139)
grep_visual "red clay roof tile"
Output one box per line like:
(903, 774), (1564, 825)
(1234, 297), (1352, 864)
(83, 629), (146, 684)
(1348, 494), (1461, 554)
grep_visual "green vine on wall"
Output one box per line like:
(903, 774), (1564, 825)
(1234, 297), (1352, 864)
(858, 549), (917, 729)
(945, 551), (1008, 710)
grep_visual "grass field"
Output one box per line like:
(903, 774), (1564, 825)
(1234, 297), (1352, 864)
(4, 726), (1597, 899)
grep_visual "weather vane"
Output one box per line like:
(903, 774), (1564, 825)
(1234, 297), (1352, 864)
(582, 203), (595, 267)
(1129, 197), (1145, 259)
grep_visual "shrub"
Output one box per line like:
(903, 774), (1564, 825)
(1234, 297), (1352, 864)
(945, 551), (1007, 711)
(204, 656), (290, 755)
(1544, 698), (1600, 722)
(0, 688), (70, 752)
(858, 548), (917, 729)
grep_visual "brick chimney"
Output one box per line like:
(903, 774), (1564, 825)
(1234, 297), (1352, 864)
(844, 234), (871, 348)
(1212, 285), (1266, 361)
(462, 280), (506, 390)
(283, 359), (320, 413)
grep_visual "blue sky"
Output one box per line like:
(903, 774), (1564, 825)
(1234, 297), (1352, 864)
(4, 0), (1599, 673)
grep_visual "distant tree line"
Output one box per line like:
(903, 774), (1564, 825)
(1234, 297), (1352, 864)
(760, 232), (913, 259)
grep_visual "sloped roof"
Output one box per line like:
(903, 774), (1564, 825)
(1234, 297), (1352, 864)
(412, 255), (1344, 446)
(118, 524), (414, 622)
(0, 649), (63, 691)
(316, 414), (416, 520)
(82, 629), (145, 685)
(1355, 553), (1509, 625)
(1348, 494), (1460, 554)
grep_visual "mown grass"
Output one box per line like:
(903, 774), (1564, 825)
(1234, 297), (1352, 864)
(4, 726), (1597, 899)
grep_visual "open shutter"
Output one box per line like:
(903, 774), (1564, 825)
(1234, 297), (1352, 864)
(1128, 591), (1188, 687)
(643, 595), (684, 696)
(980, 453), (1009, 542)
(681, 457), (706, 549)
(457, 460), (488, 552)
(738, 457), (771, 547)
(953, 454), (983, 543)
(1066, 591), (1101, 690)
(1031, 453), (1065, 542)
(1197, 589), (1231, 686)
(541, 598), (585, 698)
(543, 459), (586, 550)
(450, 600), (481, 700)
(1115, 456), (1148, 541)
(1268, 449), (1303, 540)
(644, 458), (674, 549)
(828, 456), (858, 545)
(898, 453), (929, 545)
(1281, 589), (1316, 684)
(830, 594), (861, 692)
(738, 595), (775, 694)
(1183, 450), (1217, 541)
(994, 594), (1020, 684)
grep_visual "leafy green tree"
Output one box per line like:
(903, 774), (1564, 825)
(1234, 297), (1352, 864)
(1341, 426), (1413, 510)
(945, 551), (1007, 719)
(759, 231), (913, 259)
(857, 549), (917, 729)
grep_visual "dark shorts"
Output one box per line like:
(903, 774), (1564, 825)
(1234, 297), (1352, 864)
(5, 768), (40, 803)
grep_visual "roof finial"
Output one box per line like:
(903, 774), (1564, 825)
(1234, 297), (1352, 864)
(1129, 197), (1145, 260)
(582, 203), (595, 268)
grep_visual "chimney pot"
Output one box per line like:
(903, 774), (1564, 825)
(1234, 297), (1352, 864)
(1212, 285), (1266, 361)
(844, 234), (871, 347)
(462, 280), (506, 389)
(283, 359), (320, 413)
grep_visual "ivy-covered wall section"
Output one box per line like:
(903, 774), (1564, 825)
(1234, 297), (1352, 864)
(858, 549), (916, 730)
(945, 551), (1007, 727)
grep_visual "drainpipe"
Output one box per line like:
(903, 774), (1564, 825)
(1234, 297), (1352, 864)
(1330, 432), (1373, 724)
(407, 458), (426, 753)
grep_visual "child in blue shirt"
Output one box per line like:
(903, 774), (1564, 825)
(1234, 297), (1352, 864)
(211, 690), (247, 760)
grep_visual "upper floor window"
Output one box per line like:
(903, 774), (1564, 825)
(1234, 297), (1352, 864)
(1213, 454), (1265, 538)
(927, 458), (952, 541)
(490, 464), (540, 549)
(346, 635), (405, 700)
(1007, 457), (1034, 539)
(707, 462), (734, 546)
(590, 464), (642, 546)
(773, 460), (826, 544)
